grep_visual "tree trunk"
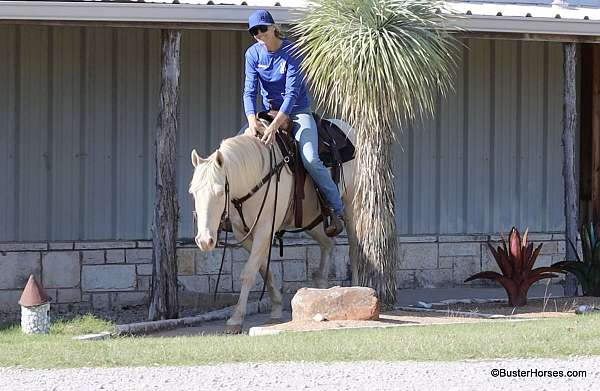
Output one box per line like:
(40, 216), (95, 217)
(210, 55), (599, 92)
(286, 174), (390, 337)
(353, 122), (397, 306)
(562, 42), (579, 297)
(148, 30), (181, 320)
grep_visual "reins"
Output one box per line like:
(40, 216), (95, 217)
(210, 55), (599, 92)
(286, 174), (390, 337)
(213, 144), (286, 302)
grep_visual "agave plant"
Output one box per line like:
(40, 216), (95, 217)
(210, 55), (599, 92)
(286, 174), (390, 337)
(465, 227), (561, 306)
(551, 223), (600, 296)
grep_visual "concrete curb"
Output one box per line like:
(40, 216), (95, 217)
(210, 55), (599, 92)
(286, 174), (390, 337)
(394, 306), (507, 319)
(72, 331), (112, 341)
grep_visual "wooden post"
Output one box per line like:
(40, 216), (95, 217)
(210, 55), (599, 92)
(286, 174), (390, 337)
(148, 30), (181, 320)
(592, 45), (600, 222)
(562, 42), (579, 297)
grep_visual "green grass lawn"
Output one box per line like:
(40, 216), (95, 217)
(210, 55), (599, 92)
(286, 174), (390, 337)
(2, 314), (600, 368)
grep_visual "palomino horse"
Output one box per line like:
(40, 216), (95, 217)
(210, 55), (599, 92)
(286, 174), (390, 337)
(189, 119), (357, 333)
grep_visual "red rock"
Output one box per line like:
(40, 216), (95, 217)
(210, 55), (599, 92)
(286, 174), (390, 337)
(291, 286), (379, 321)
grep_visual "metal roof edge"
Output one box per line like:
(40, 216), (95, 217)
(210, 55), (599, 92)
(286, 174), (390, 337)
(445, 14), (600, 36)
(0, 2), (304, 24)
(1, 1), (599, 37)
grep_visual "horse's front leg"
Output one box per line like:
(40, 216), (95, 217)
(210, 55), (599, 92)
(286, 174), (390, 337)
(226, 234), (270, 333)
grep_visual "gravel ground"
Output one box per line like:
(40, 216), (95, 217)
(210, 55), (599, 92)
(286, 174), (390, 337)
(1, 357), (598, 391)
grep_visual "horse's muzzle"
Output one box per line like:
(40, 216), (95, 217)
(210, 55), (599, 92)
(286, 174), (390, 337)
(196, 232), (216, 251)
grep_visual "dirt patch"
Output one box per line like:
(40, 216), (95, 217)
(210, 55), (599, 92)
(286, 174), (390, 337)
(430, 296), (600, 318)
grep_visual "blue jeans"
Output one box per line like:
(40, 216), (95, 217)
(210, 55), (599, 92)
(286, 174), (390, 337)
(238, 110), (344, 214)
(290, 111), (344, 214)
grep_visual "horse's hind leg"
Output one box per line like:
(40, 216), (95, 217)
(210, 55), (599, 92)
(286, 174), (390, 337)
(259, 264), (283, 320)
(306, 227), (334, 289)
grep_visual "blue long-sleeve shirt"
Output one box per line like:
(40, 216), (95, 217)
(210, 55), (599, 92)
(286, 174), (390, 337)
(243, 39), (310, 116)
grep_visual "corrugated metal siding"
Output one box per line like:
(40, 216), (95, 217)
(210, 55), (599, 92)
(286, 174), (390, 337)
(394, 39), (568, 235)
(0, 26), (571, 240)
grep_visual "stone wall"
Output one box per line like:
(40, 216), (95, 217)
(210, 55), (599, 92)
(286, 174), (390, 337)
(0, 233), (570, 312)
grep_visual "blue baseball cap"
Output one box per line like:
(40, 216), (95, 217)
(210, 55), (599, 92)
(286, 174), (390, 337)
(248, 10), (275, 30)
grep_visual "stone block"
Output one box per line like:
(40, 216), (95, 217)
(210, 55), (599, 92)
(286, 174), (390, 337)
(397, 236), (437, 243)
(270, 246), (306, 261)
(49, 242), (74, 250)
(178, 275), (210, 294)
(557, 240), (566, 254)
(0, 290), (22, 310)
(330, 250), (350, 281)
(137, 276), (151, 291)
(111, 292), (147, 308)
(81, 294), (91, 302)
(0, 252), (41, 289)
(438, 235), (488, 243)
(42, 252), (80, 288)
(106, 249), (125, 263)
(92, 293), (110, 310)
(439, 242), (480, 257)
(396, 270), (416, 289)
(231, 248), (250, 262)
(291, 287), (379, 321)
(209, 274), (233, 293)
(81, 250), (105, 264)
(534, 255), (553, 268)
(397, 243), (438, 270)
(57, 288), (81, 303)
(452, 256), (481, 285)
(177, 249), (196, 275)
(126, 249), (153, 263)
(82, 265), (136, 291)
(196, 249), (231, 274)
(136, 264), (153, 276)
(137, 241), (152, 248)
(282, 281), (310, 294)
(481, 244), (501, 274)
(75, 241), (136, 250)
(283, 260), (307, 282)
(527, 233), (553, 241)
(232, 261), (282, 292)
(0, 242), (47, 251)
(414, 269), (453, 288)
(538, 242), (558, 255)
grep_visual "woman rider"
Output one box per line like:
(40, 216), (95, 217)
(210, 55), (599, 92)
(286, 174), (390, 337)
(242, 10), (344, 236)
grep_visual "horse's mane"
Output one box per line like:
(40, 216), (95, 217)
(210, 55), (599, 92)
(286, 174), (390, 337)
(189, 135), (269, 194)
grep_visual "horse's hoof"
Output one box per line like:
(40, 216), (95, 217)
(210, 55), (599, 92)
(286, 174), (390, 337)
(224, 324), (243, 334)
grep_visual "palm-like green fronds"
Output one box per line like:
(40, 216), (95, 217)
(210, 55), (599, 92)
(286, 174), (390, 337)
(292, 0), (458, 130)
(292, 0), (457, 303)
(552, 223), (600, 296)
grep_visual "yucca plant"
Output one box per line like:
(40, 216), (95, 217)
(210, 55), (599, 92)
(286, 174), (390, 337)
(293, 0), (458, 304)
(465, 227), (561, 306)
(552, 223), (600, 296)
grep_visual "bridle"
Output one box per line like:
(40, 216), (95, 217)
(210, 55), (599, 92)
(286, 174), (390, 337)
(192, 142), (289, 301)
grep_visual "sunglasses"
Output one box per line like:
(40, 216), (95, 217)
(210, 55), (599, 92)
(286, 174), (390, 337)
(249, 25), (269, 36)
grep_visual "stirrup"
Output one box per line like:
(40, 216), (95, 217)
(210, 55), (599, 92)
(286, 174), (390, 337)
(324, 210), (344, 237)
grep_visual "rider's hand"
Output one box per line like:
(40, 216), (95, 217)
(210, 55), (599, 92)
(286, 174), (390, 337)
(245, 122), (261, 138)
(260, 126), (277, 146)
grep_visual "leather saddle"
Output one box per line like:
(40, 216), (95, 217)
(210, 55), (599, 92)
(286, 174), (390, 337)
(257, 110), (355, 229)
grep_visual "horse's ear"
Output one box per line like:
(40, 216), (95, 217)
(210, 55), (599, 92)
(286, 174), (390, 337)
(214, 150), (224, 168)
(191, 149), (205, 167)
